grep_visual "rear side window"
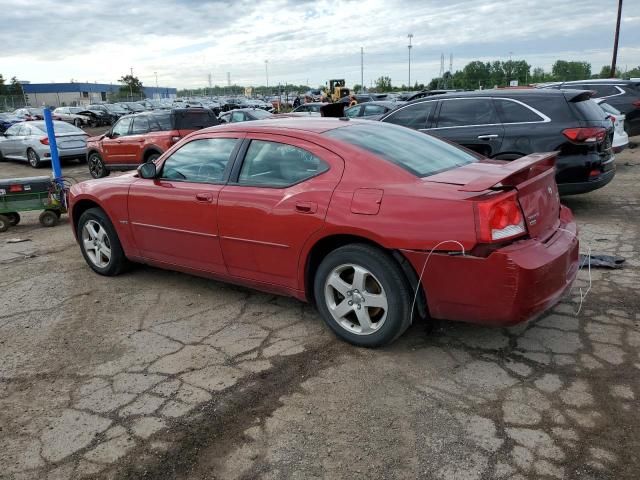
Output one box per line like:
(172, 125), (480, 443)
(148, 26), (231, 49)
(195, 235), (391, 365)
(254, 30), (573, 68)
(437, 99), (498, 127)
(152, 113), (172, 131)
(588, 85), (621, 97)
(131, 116), (149, 134)
(238, 140), (329, 187)
(572, 99), (608, 122)
(326, 123), (477, 177)
(383, 101), (435, 129)
(363, 104), (387, 115)
(494, 99), (544, 123)
(174, 110), (219, 130)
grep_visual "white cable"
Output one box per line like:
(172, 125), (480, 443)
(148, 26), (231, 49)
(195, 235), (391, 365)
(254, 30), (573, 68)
(557, 227), (591, 316)
(410, 240), (466, 324)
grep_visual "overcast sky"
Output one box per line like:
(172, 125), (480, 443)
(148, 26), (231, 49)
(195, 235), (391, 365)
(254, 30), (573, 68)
(1, 0), (638, 89)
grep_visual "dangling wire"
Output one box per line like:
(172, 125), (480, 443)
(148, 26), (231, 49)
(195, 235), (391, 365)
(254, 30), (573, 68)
(410, 240), (466, 324)
(558, 227), (591, 316)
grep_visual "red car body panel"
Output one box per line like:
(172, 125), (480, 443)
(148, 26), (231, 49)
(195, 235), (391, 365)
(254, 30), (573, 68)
(70, 118), (579, 327)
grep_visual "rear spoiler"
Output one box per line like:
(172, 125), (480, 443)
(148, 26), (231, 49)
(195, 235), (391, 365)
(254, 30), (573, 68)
(459, 152), (557, 192)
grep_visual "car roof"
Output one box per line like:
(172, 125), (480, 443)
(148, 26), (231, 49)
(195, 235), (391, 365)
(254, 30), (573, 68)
(560, 79), (637, 85)
(201, 117), (354, 134)
(404, 88), (572, 104)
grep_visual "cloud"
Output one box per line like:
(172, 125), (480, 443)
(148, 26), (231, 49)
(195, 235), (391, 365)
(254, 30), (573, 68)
(0, 0), (637, 89)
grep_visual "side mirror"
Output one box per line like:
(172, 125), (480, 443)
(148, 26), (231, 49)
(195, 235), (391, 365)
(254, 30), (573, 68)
(138, 162), (157, 179)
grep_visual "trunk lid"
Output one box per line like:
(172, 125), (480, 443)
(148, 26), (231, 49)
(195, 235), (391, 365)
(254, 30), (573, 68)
(426, 152), (561, 240)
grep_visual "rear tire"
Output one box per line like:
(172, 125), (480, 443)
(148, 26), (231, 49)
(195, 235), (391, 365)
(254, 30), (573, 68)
(6, 212), (20, 226)
(88, 152), (110, 179)
(146, 153), (160, 163)
(39, 210), (59, 228)
(0, 215), (9, 232)
(77, 207), (128, 276)
(314, 244), (412, 347)
(27, 148), (41, 168)
(73, 118), (82, 127)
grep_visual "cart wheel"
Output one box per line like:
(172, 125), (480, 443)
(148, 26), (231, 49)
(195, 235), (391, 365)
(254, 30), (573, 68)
(0, 215), (9, 232)
(39, 210), (59, 228)
(6, 212), (20, 226)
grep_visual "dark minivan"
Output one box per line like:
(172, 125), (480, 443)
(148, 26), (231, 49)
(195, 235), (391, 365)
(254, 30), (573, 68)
(380, 89), (615, 195)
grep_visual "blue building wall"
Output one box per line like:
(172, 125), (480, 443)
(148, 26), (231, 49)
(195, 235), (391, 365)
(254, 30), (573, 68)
(22, 83), (177, 98)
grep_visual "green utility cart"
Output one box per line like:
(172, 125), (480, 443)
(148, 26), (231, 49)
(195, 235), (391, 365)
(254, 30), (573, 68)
(0, 176), (67, 232)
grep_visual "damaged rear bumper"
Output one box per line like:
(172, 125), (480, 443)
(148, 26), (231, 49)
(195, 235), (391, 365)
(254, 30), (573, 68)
(403, 206), (579, 327)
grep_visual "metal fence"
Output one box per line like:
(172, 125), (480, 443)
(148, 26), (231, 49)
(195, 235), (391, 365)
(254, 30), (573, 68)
(0, 95), (28, 112)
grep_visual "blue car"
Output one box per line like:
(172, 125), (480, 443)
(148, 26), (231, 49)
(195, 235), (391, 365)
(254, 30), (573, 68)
(0, 113), (22, 133)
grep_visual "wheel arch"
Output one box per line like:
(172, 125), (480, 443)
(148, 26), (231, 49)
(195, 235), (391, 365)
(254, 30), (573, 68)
(71, 198), (104, 236)
(302, 233), (428, 319)
(142, 146), (163, 162)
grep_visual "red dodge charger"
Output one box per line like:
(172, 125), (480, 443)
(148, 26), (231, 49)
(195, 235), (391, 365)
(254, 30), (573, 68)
(69, 118), (579, 347)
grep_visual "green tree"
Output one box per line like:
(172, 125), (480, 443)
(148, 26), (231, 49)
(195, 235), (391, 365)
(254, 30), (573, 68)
(352, 83), (362, 93)
(0, 74), (6, 95)
(623, 66), (640, 79)
(598, 65), (621, 78)
(374, 76), (392, 92)
(551, 61), (591, 81)
(118, 74), (144, 97)
(9, 76), (23, 96)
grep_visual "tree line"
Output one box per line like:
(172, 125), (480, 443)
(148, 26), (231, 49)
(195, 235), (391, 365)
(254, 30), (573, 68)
(372, 60), (640, 93)
(0, 75), (24, 96)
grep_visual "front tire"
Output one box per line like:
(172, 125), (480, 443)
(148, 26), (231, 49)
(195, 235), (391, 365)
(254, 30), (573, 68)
(77, 208), (128, 276)
(73, 118), (82, 127)
(88, 152), (110, 179)
(6, 212), (20, 226)
(314, 244), (412, 347)
(27, 148), (41, 168)
(0, 215), (9, 232)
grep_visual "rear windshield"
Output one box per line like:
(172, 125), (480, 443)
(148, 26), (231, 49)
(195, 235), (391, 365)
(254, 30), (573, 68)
(31, 122), (84, 134)
(251, 109), (272, 119)
(572, 99), (608, 121)
(173, 110), (219, 130)
(325, 123), (477, 177)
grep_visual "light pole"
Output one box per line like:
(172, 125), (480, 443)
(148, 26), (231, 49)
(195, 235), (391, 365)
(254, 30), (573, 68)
(407, 34), (413, 89)
(129, 67), (133, 100)
(610, 0), (623, 78)
(265, 60), (269, 91)
(154, 71), (158, 99)
(360, 47), (364, 93)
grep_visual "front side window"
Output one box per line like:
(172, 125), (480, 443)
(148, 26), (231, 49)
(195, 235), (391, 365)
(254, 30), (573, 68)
(231, 111), (245, 123)
(326, 123), (477, 178)
(161, 138), (238, 183)
(344, 106), (360, 118)
(5, 124), (22, 136)
(238, 140), (329, 187)
(382, 101), (436, 129)
(112, 118), (132, 136)
(437, 99), (498, 127)
(363, 104), (386, 116)
(494, 99), (544, 123)
(131, 116), (150, 134)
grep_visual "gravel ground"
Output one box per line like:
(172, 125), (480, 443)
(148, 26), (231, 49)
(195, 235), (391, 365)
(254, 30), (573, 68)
(0, 139), (638, 480)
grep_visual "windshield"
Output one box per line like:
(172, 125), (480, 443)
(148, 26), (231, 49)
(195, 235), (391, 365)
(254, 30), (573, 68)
(325, 123), (477, 177)
(69, 107), (84, 114)
(104, 104), (127, 113)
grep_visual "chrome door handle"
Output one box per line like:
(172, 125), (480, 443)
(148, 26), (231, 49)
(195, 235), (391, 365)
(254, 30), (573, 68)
(195, 193), (213, 202)
(477, 134), (499, 140)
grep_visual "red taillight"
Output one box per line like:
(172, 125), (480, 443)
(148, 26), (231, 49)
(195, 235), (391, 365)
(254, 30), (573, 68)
(476, 192), (527, 243)
(632, 100), (640, 108)
(9, 184), (23, 193)
(608, 115), (616, 124)
(40, 137), (49, 145)
(562, 127), (606, 144)
(170, 136), (181, 144)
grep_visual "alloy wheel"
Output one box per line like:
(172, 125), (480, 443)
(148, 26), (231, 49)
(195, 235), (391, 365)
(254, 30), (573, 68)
(324, 263), (388, 335)
(82, 220), (112, 268)
(89, 155), (104, 178)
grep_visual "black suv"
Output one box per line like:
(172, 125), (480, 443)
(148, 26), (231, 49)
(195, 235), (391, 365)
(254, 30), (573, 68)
(380, 89), (615, 195)
(539, 79), (640, 137)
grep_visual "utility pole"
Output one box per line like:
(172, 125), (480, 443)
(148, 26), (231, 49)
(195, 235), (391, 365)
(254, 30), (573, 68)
(154, 71), (158, 99)
(207, 73), (212, 97)
(407, 34), (413, 89)
(360, 47), (364, 93)
(265, 60), (269, 92)
(610, 0), (623, 78)
(129, 67), (133, 100)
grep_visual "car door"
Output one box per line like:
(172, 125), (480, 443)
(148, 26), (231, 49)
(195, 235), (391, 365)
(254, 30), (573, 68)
(429, 98), (504, 157)
(492, 98), (549, 158)
(0, 124), (24, 157)
(101, 117), (133, 165)
(128, 134), (243, 274)
(122, 115), (152, 163)
(218, 134), (344, 289)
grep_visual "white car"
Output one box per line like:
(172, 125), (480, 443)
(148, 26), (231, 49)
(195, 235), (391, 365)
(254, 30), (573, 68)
(596, 99), (629, 153)
(53, 107), (93, 127)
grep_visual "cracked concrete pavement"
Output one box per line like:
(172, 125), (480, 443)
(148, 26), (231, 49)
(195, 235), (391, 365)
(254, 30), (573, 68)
(0, 141), (639, 479)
